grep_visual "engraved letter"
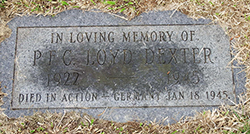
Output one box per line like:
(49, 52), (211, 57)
(166, 92), (170, 100)
(151, 31), (157, 42)
(86, 50), (94, 65)
(179, 92), (184, 99)
(121, 92), (125, 101)
(181, 31), (188, 41)
(123, 32), (130, 42)
(172, 92), (177, 100)
(204, 48), (214, 63)
(33, 50), (41, 66)
(141, 31), (149, 42)
(77, 32), (84, 43)
(149, 92), (159, 100)
(168, 48), (177, 64)
(61, 94), (67, 102)
(158, 48), (166, 64)
(145, 48), (154, 64)
(100, 32), (106, 42)
(85, 92), (91, 101)
(133, 32), (138, 42)
(70, 32), (76, 43)
(159, 31), (166, 41)
(166, 31), (173, 41)
(108, 32), (114, 42)
(192, 48), (201, 63)
(49, 50), (56, 65)
(190, 31), (195, 41)
(51, 33), (63, 43)
(19, 94), (24, 103)
(180, 48), (189, 63)
(30, 93), (34, 102)
(97, 49), (106, 65)
(114, 92), (119, 101)
(36, 94), (41, 102)
(110, 49), (119, 64)
(85, 32), (92, 42)
(68, 93), (73, 102)
(46, 93), (56, 102)
(123, 49), (132, 64)
(94, 32), (97, 42)
(127, 92), (131, 100)
(134, 92), (140, 100)
(63, 50), (72, 66)
(142, 92), (147, 100)
(92, 93), (97, 101)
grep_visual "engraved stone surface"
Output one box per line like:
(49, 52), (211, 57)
(0, 9), (245, 124)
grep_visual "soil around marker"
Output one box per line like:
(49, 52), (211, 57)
(0, 0), (249, 133)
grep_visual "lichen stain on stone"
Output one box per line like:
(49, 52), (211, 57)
(35, 44), (207, 94)
(156, 64), (172, 75)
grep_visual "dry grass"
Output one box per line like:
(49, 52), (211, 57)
(0, 0), (250, 133)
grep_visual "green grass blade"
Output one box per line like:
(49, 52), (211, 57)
(105, 1), (116, 5)
(90, 0), (96, 5)
(120, 8), (126, 13)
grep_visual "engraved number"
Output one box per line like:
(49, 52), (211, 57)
(173, 72), (179, 84)
(191, 91), (199, 100)
(47, 72), (80, 86)
(206, 91), (229, 100)
(54, 73), (61, 86)
(190, 71), (200, 84)
(64, 72), (70, 85)
(167, 70), (200, 85)
(73, 72), (79, 85)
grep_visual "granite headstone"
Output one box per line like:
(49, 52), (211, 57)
(0, 10), (245, 124)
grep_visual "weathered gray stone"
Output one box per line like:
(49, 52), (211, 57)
(0, 9), (245, 124)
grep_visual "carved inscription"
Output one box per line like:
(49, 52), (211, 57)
(32, 48), (212, 66)
(12, 25), (235, 109)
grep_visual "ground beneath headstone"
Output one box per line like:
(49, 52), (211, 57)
(0, 0), (249, 133)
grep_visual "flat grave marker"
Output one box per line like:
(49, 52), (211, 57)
(0, 10), (245, 124)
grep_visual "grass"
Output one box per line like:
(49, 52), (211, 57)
(0, 0), (250, 133)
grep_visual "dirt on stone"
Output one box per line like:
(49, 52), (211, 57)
(0, 0), (250, 133)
